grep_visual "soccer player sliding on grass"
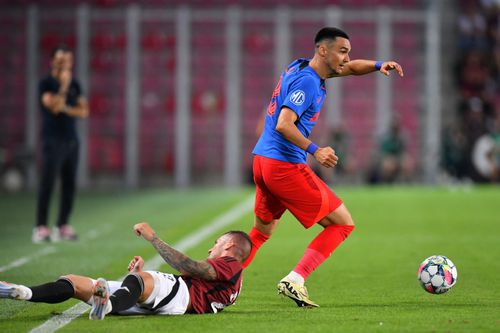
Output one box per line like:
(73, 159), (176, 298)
(0, 223), (251, 318)
(246, 27), (404, 307)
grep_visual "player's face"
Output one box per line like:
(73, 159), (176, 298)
(323, 37), (351, 75)
(52, 51), (73, 71)
(208, 235), (229, 259)
(52, 50), (66, 71)
(62, 52), (74, 70)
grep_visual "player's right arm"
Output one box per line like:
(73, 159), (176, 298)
(42, 70), (89, 118)
(63, 96), (89, 119)
(41, 92), (66, 115)
(276, 107), (338, 168)
(134, 222), (218, 281)
(41, 69), (71, 115)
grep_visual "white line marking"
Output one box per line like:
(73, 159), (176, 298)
(0, 247), (57, 273)
(29, 195), (253, 333)
(0, 228), (109, 274)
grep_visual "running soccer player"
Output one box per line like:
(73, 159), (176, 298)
(245, 27), (404, 307)
(0, 223), (251, 318)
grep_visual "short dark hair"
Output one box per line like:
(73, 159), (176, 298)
(50, 44), (71, 58)
(314, 27), (349, 45)
(223, 230), (253, 261)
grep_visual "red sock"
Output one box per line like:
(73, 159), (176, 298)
(294, 224), (354, 280)
(243, 227), (270, 268)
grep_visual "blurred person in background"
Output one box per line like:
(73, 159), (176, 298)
(441, 121), (469, 181)
(33, 45), (89, 243)
(367, 118), (415, 184)
(314, 124), (358, 184)
(491, 112), (500, 181)
(454, 0), (499, 182)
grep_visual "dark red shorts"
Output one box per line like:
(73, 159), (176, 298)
(253, 155), (343, 229)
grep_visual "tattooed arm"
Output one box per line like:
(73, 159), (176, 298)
(134, 222), (218, 281)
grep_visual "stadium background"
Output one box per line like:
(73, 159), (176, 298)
(0, 1), (499, 332)
(1, 0), (497, 191)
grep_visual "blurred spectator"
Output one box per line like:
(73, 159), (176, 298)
(441, 122), (468, 179)
(459, 96), (493, 140)
(367, 118), (415, 184)
(452, 0), (499, 182)
(458, 1), (488, 51)
(492, 113), (500, 181)
(34, 45), (89, 243)
(314, 124), (357, 184)
(456, 50), (490, 98)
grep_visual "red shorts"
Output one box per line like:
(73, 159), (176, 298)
(253, 155), (343, 229)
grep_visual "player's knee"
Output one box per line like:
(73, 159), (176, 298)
(334, 214), (354, 226)
(254, 216), (278, 236)
(61, 274), (77, 285)
(60, 274), (94, 298)
(323, 205), (355, 226)
(343, 210), (355, 226)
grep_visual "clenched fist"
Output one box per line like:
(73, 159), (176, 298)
(313, 146), (339, 168)
(134, 222), (156, 242)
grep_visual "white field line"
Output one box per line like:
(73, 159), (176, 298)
(0, 228), (110, 274)
(0, 247), (57, 273)
(29, 195), (254, 333)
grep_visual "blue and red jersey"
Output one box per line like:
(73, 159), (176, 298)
(253, 58), (326, 164)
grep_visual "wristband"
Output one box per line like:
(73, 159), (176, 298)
(62, 105), (70, 114)
(375, 61), (383, 71)
(306, 142), (319, 155)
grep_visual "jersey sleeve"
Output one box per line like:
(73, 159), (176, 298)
(207, 257), (243, 284)
(39, 78), (58, 96)
(281, 75), (316, 118)
(73, 79), (83, 97)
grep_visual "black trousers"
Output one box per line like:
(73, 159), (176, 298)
(36, 139), (79, 227)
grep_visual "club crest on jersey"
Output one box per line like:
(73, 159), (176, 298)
(290, 90), (306, 106)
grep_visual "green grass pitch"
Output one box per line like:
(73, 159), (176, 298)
(0, 186), (499, 332)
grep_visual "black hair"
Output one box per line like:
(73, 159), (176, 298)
(314, 27), (350, 45)
(223, 230), (253, 261)
(50, 44), (71, 58)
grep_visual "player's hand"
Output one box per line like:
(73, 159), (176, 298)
(52, 98), (66, 114)
(58, 68), (72, 91)
(313, 146), (338, 168)
(128, 256), (144, 272)
(134, 222), (156, 242)
(379, 61), (404, 77)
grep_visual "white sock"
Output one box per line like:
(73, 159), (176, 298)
(286, 271), (305, 285)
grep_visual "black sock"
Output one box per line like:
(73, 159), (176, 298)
(109, 274), (144, 314)
(29, 279), (75, 303)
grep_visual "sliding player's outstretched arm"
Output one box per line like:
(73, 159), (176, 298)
(133, 223), (217, 281)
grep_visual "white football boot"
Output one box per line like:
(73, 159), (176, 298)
(89, 278), (111, 320)
(0, 281), (32, 300)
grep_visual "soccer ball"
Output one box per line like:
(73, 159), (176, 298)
(417, 255), (457, 294)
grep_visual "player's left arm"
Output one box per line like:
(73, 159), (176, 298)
(332, 59), (404, 77)
(62, 96), (89, 118)
(133, 222), (218, 281)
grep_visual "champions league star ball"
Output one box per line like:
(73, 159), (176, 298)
(417, 255), (457, 294)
